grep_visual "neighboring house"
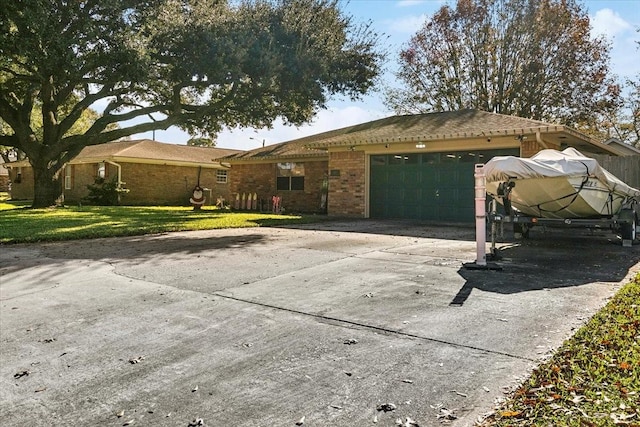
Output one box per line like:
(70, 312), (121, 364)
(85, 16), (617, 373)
(603, 138), (640, 156)
(0, 157), (9, 192)
(8, 139), (242, 205)
(223, 110), (620, 221)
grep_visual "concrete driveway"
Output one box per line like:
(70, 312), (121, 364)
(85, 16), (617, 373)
(1, 220), (638, 427)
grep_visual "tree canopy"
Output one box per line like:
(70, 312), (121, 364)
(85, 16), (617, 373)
(0, 0), (383, 207)
(385, 0), (614, 129)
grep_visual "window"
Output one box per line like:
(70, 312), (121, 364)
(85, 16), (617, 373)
(64, 164), (73, 189)
(216, 169), (228, 184)
(276, 162), (305, 191)
(97, 162), (106, 179)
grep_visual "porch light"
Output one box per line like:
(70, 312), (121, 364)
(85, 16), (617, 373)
(416, 143), (426, 148)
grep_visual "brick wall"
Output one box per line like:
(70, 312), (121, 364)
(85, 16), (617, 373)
(0, 175), (10, 192)
(116, 163), (231, 205)
(229, 160), (328, 213)
(7, 167), (34, 200)
(520, 140), (560, 158)
(327, 151), (366, 217)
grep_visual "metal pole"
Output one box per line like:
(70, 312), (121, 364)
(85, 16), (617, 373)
(474, 164), (487, 266)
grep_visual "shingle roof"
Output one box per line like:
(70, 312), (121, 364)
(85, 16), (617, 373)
(219, 139), (327, 161)
(74, 139), (243, 165)
(300, 110), (587, 146)
(222, 110), (617, 160)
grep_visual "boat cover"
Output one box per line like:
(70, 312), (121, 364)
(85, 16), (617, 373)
(484, 148), (640, 198)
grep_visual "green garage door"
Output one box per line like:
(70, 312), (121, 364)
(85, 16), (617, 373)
(370, 149), (519, 222)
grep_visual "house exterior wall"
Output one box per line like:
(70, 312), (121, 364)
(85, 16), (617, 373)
(111, 163), (230, 206)
(10, 163), (231, 206)
(327, 151), (366, 217)
(0, 175), (10, 192)
(229, 160), (328, 213)
(520, 140), (560, 158)
(7, 167), (34, 200)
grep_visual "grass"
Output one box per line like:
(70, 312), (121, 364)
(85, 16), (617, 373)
(482, 273), (640, 426)
(0, 195), (327, 243)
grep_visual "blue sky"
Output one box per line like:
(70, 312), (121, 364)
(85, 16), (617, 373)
(136, 0), (640, 149)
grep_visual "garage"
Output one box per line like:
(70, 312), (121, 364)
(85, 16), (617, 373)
(370, 148), (519, 222)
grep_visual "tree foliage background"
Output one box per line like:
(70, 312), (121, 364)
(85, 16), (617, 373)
(385, 0), (623, 136)
(0, 0), (383, 207)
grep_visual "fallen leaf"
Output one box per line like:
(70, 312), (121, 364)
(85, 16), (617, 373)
(192, 385), (198, 392)
(116, 410), (125, 418)
(296, 415), (305, 425)
(377, 403), (397, 412)
(128, 356), (145, 364)
(122, 420), (134, 426)
(499, 410), (522, 418)
(343, 339), (358, 345)
(14, 370), (30, 379)
(34, 387), (46, 393)
(436, 408), (457, 420)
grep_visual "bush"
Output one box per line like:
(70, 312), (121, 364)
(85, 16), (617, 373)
(84, 178), (129, 206)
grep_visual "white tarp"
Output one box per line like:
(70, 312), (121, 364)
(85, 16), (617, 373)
(484, 148), (640, 198)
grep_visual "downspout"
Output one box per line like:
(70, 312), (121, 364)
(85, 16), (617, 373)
(105, 160), (124, 203)
(535, 131), (550, 149)
(104, 161), (123, 188)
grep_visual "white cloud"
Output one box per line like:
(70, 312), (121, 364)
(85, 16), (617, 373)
(591, 8), (632, 40)
(397, 0), (425, 7)
(385, 14), (428, 34)
(214, 106), (389, 150)
(138, 105), (389, 150)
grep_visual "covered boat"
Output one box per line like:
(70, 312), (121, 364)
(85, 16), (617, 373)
(483, 148), (640, 219)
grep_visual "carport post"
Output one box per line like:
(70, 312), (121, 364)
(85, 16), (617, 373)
(474, 164), (487, 266)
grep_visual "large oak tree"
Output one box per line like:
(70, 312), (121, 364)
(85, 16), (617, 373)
(0, 0), (382, 207)
(385, 0), (614, 128)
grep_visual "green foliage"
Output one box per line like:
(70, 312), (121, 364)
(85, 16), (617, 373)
(0, 205), (326, 243)
(84, 178), (129, 206)
(483, 274), (640, 426)
(187, 137), (216, 147)
(386, 0), (614, 128)
(0, 0), (383, 207)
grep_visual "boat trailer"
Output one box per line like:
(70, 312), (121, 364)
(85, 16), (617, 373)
(466, 165), (639, 269)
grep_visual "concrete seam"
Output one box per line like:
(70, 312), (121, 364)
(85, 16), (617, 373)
(213, 292), (537, 362)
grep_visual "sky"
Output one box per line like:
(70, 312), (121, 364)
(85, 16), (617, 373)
(134, 0), (640, 150)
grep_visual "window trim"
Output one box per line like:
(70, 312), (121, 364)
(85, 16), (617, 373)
(276, 162), (305, 191)
(216, 169), (228, 184)
(64, 164), (73, 190)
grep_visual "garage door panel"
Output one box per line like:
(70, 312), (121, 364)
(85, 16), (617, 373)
(369, 149), (519, 222)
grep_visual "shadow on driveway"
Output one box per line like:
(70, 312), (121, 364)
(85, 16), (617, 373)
(453, 226), (640, 305)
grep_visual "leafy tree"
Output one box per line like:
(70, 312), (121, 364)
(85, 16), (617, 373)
(187, 137), (216, 147)
(582, 33), (640, 147)
(0, 0), (382, 207)
(386, 0), (613, 128)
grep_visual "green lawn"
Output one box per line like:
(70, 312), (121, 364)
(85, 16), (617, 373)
(0, 196), (327, 243)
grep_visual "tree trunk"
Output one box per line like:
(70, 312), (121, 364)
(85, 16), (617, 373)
(31, 161), (63, 208)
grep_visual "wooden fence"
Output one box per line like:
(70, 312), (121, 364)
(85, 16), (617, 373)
(591, 155), (640, 190)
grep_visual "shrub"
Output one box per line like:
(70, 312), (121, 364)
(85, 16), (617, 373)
(84, 178), (129, 206)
